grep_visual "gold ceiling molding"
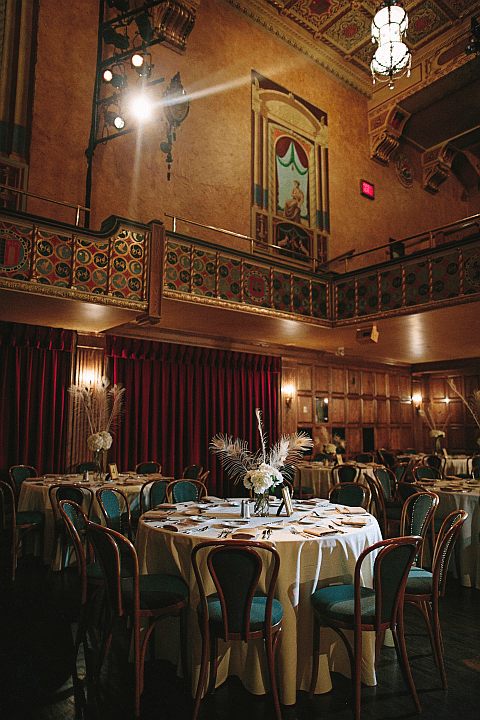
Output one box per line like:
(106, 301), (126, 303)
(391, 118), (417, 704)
(151, 0), (200, 52)
(216, 0), (372, 97)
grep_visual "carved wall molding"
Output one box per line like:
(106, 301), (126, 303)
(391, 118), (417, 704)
(422, 143), (458, 194)
(368, 105), (411, 165)
(150, 0), (200, 53)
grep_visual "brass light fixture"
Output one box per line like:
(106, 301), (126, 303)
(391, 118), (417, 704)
(371, 1), (411, 89)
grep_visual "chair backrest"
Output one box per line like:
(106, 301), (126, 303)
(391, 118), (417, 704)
(376, 449), (397, 468)
(400, 491), (438, 557)
(374, 466), (396, 502)
(355, 453), (375, 463)
(0, 480), (16, 578)
(413, 464), (441, 482)
(396, 481), (424, 503)
(473, 465), (480, 480)
(393, 463), (408, 483)
(423, 454), (445, 473)
(191, 539), (281, 640)
(182, 465), (204, 480)
(85, 519), (138, 617)
(432, 510), (467, 597)
(328, 482), (370, 508)
(76, 462), (97, 473)
(331, 464), (360, 484)
(167, 479), (207, 503)
(140, 479), (169, 513)
(9, 465), (37, 502)
(135, 461), (161, 474)
(49, 484), (94, 522)
(469, 455), (480, 476)
(355, 536), (422, 631)
(96, 487), (131, 533)
(58, 500), (90, 603)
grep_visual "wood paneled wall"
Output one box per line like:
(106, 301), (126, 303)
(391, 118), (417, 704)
(413, 367), (480, 454)
(281, 357), (414, 456)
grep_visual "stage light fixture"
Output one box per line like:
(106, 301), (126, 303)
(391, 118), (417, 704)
(102, 69), (127, 90)
(102, 25), (129, 50)
(128, 92), (154, 122)
(131, 52), (152, 78)
(135, 12), (154, 44)
(106, 0), (130, 12)
(104, 110), (125, 130)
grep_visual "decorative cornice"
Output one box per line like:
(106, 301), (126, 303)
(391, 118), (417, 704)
(422, 143), (458, 194)
(368, 105), (411, 165)
(216, 0), (372, 97)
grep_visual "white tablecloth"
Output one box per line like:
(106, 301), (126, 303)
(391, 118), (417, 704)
(135, 498), (383, 706)
(417, 479), (480, 588)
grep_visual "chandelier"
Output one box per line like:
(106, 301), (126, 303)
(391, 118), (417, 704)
(371, 1), (411, 89)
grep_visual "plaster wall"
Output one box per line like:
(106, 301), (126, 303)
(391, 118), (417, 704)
(26, 0), (471, 260)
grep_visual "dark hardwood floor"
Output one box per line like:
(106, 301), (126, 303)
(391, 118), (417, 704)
(1, 556), (479, 720)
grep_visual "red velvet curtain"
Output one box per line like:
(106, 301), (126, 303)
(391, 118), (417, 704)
(0, 323), (74, 476)
(106, 338), (280, 496)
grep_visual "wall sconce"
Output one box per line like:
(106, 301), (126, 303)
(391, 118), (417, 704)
(412, 393), (422, 412)
(283, 384), (295, 409)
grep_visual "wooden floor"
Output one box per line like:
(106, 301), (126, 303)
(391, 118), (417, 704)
(1, 556), (479, 720)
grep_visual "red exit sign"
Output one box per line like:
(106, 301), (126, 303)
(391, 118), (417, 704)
(361, 180), (375, 199)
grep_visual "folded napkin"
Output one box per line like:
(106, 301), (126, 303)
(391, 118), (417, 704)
(341, 517), (367, 526)
(232, 530), (258, 539)
(155, 503), (177, 510)
(143, 510), (174, 519)
(342, 506), (367, 514)
(301, 527), (338, 537)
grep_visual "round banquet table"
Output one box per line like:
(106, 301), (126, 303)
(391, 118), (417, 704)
(18, 473), (171, 564)
(135, 497), (383, 706)
(417, 477), (480, 588)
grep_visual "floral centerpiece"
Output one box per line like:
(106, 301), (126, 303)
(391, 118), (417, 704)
(318, 428), (338, 459)
(69, 376), (125, 479)
(210, 409), (313, 516)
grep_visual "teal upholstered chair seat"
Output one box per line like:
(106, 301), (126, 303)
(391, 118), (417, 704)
(201, 591), (284, 632)
(311, 584), (376, 625)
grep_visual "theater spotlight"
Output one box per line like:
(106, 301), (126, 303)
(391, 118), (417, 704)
(104, 110), (125, 130)
(102, 25), (129, 50)
(135, 12), (154, 44)
(128, 92), (154, 122)
(102, 68), (127, 90)
(131, 52), (152, 78)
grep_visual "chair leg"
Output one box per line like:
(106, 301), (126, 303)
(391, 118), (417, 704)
(192, 623), (210, 720)
(264, 628), (282, 720)
(431, 598), (447, 689)
(207, 635), (219, 694)
(392, 610), (421, 714)
(308, 613), (321, 699)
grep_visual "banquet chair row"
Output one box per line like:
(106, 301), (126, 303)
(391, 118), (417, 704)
(1, 477), (44, 581)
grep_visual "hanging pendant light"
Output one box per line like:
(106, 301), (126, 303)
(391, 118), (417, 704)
(371, 1), (411, 89)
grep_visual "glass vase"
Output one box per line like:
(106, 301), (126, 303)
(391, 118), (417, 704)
(253, 490), (270, 517)
(93, 450), (104, 482)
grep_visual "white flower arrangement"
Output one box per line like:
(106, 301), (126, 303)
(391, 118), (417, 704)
(210, 408), (313, 493)
(429, 429), (445, 439)
(323, 443), (337, 455)
(87, 430), (113, 451)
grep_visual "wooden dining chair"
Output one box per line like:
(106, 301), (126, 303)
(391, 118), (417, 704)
(404, 510), (467, 689)
(3, 473), (44, 569)
(166, 479), (207, 503)
(422, 454), (446, 476)
(309, 536), (423, 720)
(48, 483), (95, 572)
(399, 490), (438, 567)
(0, 480), (16, 582)
(139, 479), (170, 513)
(328, 482), (370, 509)
(84, 520), (189, 717)
(96, 487), (133, 540)
(181, 465), (204, 480)
(135, 461), (161, 474)
(191, 539), (284, 720)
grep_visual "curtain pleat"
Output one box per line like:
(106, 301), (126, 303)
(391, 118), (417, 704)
(0, 323), (74, 475)
(107, 337), (279, 495)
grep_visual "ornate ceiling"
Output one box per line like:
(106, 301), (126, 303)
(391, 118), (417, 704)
(219, 0), (480, 188)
